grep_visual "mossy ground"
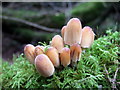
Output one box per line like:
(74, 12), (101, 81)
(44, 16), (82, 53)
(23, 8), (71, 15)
(1, 30), (120, 89)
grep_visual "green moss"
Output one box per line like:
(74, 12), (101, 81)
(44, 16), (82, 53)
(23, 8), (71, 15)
(1, 30), (120, 88)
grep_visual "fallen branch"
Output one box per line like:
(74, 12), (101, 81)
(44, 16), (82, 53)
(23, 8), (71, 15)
(1, 15), (60, 33)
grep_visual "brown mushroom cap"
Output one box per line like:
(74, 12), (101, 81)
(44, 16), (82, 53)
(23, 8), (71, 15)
(60, 47), (71, 67)
(35, 54), (55, 77)
(70, 43), (82, 63)
(51, 35), (64, 53)
(61, 26), (67, 39)
(64, 18), (82, 45)
(35, 45), (44, 57)
(24, 44), (35, 64)
(81, 26), (95, 48)
(45, 47), (60, 67)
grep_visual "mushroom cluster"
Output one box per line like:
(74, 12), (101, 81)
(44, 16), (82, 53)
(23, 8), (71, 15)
(24, 18), (95, 77)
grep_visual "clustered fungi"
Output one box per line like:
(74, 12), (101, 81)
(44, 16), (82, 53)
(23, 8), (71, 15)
(24, 18), (95, 77)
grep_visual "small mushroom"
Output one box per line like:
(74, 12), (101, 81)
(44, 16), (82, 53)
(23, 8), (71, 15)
(45, 47), (60, 67)
(70, 43), (82, 66)
(51, 35), (64, 53)
(24, 44), (35, 64)
(35, 54), (55, 77)
(61, 26), (67, 39)
(81, 26), (95, 48)
(60, 47), (71, 67)
(35, 45), (44, 57)
(64, 18), (82, 45)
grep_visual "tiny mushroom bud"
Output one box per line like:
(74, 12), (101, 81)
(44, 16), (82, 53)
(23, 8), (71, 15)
(51, 35), (64, 53)
(35, 45), (44, 57)
(64, 18), (82, 45)
(60, 47), (71, 67)
(45, 47), (60, 68)
(81, 26), (95, 48)
(24, 44), (35, 64)
(61, 26), (67, 39)
(70, 43), (82, 64)
(35, 54), (55, 77)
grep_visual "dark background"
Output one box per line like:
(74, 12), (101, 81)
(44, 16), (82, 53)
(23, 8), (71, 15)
(2, 2), (120, 63)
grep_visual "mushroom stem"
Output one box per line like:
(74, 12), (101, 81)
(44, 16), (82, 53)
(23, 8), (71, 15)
(60, 47), (71, 67)
(70, 43), (82, 67)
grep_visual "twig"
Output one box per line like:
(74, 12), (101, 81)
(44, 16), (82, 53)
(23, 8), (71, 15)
(113, 67), (120, 81)
(104, 64), (111, 82)
(104, 64), (120, 89)
(112, 67), (120, 89)
(1, 15), (60, 33)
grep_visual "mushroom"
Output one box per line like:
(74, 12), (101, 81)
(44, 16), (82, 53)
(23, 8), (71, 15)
(24, 44), (35, 64)
(60, 47), (71, 67)
(50, 35), (64, 53)
(35, 45), (44, 57)
(61, 26), (67, 39)
(45, 47), (60, 68)
(35, 54), (55, 77)
(64, 18), (82, 45)
(70, 43), (82, 66)
(81, 26), (95, 48)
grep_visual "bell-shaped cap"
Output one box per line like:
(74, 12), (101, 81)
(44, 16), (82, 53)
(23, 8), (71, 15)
(64, 18), (82, 45)
(61, 26), (67, 39)
(35, 54), (55, 77)
(24, 44), (35, 64)
(35, 45), (44, 57)
(51, 35), (64, 53)
(70, 43), (82, 63)
(81, 26), (95, 48)
(45, 47), (60, 67)
(60, 47), (71, 67)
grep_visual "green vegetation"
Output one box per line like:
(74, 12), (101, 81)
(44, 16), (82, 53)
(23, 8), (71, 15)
(13, 28), (56, 43)
(2, 2), (105, 28)
(71, 2), (105, 23)
(1, 30), (120, 88)
(2, 8), (38, 19)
